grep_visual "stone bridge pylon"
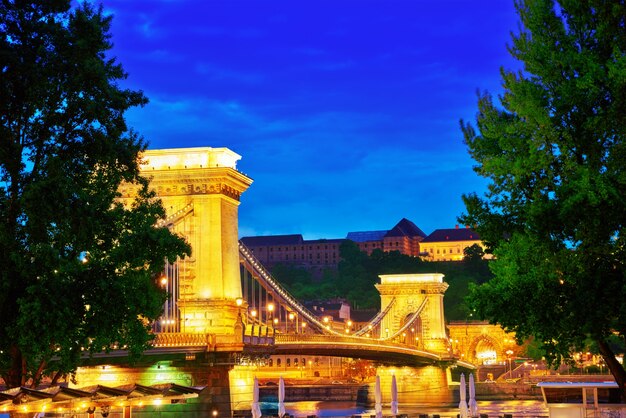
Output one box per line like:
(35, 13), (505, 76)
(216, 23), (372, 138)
(119, 147), (253, 348)
(375, 273), (449, 355)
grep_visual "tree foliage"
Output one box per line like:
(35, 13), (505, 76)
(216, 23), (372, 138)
(460, 0), (626, 397)
(0, 1), (190, 388)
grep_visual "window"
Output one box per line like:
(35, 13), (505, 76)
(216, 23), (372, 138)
(277, 358), (282, 367)
(294, 358), (298, 366)
(286, 358), (291, 367)
(269, 359), (273, 367)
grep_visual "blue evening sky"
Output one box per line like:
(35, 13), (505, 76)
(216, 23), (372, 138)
(99, 0), (520, 239)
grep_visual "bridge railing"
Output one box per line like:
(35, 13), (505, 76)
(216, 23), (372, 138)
(153, 332), (212, 347)
(274, 334), (442, 360)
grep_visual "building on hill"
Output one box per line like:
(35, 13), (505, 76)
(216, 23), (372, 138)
(345, 230), (387, 255)
(420, 225), (486, 261)
(347, 218), (426, 256)
(240, 219), (484, 273)
(382, 218), (427, 255)
(239, 234), (344, 276)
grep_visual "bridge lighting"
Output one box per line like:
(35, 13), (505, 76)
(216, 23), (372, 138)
(235, 297), (243, 306)
(212, 410), (218, 417)
(411, 328), (415, 332)
(347, 320), (352, 327)
(251, 310), (257, 317)
(267, 303), (274, 312)
(323, 316), (329, 323)
(288, 313), (295, 320)
(160, 276), (168, 286)
(301, 322), (306, 329)
(273, 318), (279, 324)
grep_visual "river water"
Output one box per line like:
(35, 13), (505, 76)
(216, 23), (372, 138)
(272, 400), (548, 418)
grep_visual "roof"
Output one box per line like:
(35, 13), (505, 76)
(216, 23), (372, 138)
(240, 234), (303, 246)
(0, 383), (201, 414)
(421, 227), (481, 243)
(305, 238), (346, 245)
(346, 230), (388, 242)
(384, 218), (427, 238)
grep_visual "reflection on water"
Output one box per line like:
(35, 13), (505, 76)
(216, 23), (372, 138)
(270, 400), (548, 418)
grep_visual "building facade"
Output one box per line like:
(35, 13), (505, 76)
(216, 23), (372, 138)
(420, 225), (486, 261)
(241, 220), (487, 269)
(241, 218), (429, 272)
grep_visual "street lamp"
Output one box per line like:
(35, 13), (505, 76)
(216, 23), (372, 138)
(506, 349), (514, 377)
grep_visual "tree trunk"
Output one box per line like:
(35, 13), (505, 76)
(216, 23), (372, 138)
(597, 338), (626, 401)
(5, 345), (24, 388)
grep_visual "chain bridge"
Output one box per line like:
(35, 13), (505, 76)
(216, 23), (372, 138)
(67, 147), (466, 416)
(117, 147), (457, 367)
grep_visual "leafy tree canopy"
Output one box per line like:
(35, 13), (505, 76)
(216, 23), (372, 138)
(460, 0), (626, 397)
(0, 1), (190, 388)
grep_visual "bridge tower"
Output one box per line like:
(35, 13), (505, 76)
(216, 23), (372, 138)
(375, 273), (449, 354)
(119, 147), (252, 347)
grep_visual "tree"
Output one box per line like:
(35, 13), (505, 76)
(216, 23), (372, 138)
(0, 1), (190, 388)
(460, 0), (626, 399)
(463, 244), (484, 262)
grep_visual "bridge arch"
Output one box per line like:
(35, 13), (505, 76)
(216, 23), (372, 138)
(467, 334), (501, 365)
(375, 274), (449, 355)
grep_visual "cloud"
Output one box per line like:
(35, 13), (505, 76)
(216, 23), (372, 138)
(134, 14), (165, 39)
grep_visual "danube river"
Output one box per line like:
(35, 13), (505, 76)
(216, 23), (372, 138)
(276, 400), (548, 418)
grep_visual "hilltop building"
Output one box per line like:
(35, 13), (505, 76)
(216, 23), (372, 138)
(421, 225), (487, 261)
(240, 219), (486, 272)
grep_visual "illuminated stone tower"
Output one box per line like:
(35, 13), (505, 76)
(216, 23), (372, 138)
(119, 147), (252, 346)
(375, 273), (449, 354)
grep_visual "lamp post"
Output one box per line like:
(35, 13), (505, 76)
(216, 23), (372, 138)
(506, 349), (514, 378)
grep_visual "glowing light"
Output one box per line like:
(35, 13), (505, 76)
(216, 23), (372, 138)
(212, 409), (218, 417)
(154, 398), (163, 406)
(288, 313), (295, 320)
(160, 277), (168, 286)
(236, 298), (243, 306)
(251, 310), (257, 317)
(273, 318), (279, 324)
(267, 303), (274, 312)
